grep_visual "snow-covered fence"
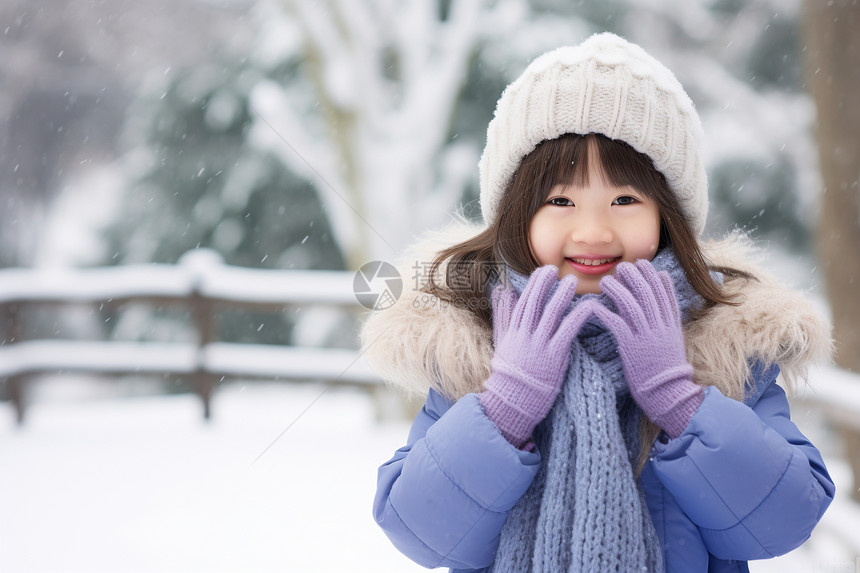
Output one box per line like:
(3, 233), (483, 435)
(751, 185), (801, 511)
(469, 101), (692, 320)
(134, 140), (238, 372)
(0, 250), (380, 423)
(794, 365), (860, 506)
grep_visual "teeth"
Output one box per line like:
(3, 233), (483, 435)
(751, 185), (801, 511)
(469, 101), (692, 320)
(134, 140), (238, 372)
(571, 257), (617, 266)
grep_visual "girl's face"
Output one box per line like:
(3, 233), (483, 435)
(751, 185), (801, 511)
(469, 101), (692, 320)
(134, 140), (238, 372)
(528, 167), (661, 295)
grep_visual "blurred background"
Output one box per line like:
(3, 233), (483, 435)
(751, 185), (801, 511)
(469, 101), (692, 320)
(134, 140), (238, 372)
(1, 0), (858, 571)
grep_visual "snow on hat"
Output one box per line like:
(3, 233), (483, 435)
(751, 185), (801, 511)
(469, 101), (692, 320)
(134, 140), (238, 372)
(478, 32), (709, 236)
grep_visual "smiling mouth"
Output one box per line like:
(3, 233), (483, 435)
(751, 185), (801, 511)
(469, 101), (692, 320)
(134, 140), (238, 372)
(568, 256), (621, 266)
(565, 256), (622, 274)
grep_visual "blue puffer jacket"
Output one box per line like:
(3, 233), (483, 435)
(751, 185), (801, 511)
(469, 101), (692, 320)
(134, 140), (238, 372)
(373, 361), (835, 573)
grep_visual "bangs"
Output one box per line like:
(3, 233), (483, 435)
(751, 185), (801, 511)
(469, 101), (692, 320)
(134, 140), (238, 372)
(494, 131), (684, 277)
(520, 133), (669, 201)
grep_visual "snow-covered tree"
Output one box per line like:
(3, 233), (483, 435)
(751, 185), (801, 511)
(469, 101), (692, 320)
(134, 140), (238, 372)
(247, 0), (817, 271)
(0, 0), (253, 268)
(103, 51), (345, 346)
(104, 0), (819, 277)
(92, 0), (822, 356)
(621, 0), (816, 249)
(248, 0), (498, 268)
(105, 53), (343, 273)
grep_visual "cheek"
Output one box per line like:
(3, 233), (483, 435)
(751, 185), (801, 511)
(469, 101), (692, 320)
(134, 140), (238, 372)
(642, 230), (660, 259)
(618, 222), (661, 262)
(527, 214), (554, 264)
(632, 210), (661, 260)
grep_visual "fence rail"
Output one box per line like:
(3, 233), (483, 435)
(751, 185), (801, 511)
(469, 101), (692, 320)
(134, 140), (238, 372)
(792, 364), (860, 508)
(0, 250), (380, 423)
(2, 253), (859, 510)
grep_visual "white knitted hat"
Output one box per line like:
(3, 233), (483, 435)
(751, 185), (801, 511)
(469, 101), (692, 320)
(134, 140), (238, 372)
(478, 32), (708, 236)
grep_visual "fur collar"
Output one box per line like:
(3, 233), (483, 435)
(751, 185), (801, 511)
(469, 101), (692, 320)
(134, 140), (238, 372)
(360, 221), (832, 403)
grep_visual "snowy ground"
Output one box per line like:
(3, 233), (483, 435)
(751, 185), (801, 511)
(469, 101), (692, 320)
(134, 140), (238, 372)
(0, 380), (857, 573)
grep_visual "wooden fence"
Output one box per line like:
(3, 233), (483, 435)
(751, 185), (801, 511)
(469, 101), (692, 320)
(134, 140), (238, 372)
(2, 253), (860, 510)
(793, 364), (860, 505)
(0, 250), (380, 423)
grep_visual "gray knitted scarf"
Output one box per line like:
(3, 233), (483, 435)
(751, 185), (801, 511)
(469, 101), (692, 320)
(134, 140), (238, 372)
(490, 248), (702, 573)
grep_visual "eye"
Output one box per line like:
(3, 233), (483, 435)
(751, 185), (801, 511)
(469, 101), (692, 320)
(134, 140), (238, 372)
(612, 195), (638, 206)
(548, 196), (574, 207)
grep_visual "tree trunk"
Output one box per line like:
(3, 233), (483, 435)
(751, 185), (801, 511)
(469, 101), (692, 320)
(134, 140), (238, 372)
(801, 0), (860, 503)
(802, 0), (860, 373)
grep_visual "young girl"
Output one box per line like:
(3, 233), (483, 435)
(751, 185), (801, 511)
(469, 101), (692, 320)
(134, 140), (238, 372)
(363, 33), (835, 573)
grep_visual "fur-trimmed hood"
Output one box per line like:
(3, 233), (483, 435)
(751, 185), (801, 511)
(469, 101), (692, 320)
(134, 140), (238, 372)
(360, 221), (832, 403)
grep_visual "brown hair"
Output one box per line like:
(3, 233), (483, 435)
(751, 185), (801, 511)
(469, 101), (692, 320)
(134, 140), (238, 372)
(428, 133), (747, 326)
(428, 133), (751, 473)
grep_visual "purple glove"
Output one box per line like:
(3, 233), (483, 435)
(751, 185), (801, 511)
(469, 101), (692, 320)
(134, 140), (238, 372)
(590, 260), (703, 439)
(480, 266), (594, 449)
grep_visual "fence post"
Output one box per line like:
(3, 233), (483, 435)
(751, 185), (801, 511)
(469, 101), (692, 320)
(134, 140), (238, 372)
(183, 249), (223, 420)
(190, 288), (216, 420)
(6, 375), (24, 425)
(1, 302), (25, 424)
(837, 423), (860, 503)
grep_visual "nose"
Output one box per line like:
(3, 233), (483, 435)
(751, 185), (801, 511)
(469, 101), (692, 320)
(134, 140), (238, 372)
(569, 214), (614, 245)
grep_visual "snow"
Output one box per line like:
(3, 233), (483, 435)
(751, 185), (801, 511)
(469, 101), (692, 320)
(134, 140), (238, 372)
(0, 253), (357, 305)
(0, 265), (193, 302)
(197, 265), (356, 306)
(0, 341), (197, 377)
(204, 343), (378, 384)
(794, 365), (860, 434)
(0, 341), (378, 384)
(249, 0), (490, 265)
(5, 3), (858, 571)
(35, 166), (126, 268)
(1, 379), (856, 573)
(0, 382), (424, 573)
(0, 339), (379, 387)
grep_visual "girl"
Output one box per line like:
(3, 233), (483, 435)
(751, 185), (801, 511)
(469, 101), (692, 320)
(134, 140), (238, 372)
(363, 33), (834, 573)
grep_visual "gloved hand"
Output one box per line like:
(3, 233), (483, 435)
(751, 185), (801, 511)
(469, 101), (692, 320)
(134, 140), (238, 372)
(589, 260), (703, 439)
(480, 266), (594, 449)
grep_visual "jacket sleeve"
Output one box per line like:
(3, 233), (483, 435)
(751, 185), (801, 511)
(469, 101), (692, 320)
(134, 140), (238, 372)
(650, 362), (835, 560)
(373, 389), (541, 570)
